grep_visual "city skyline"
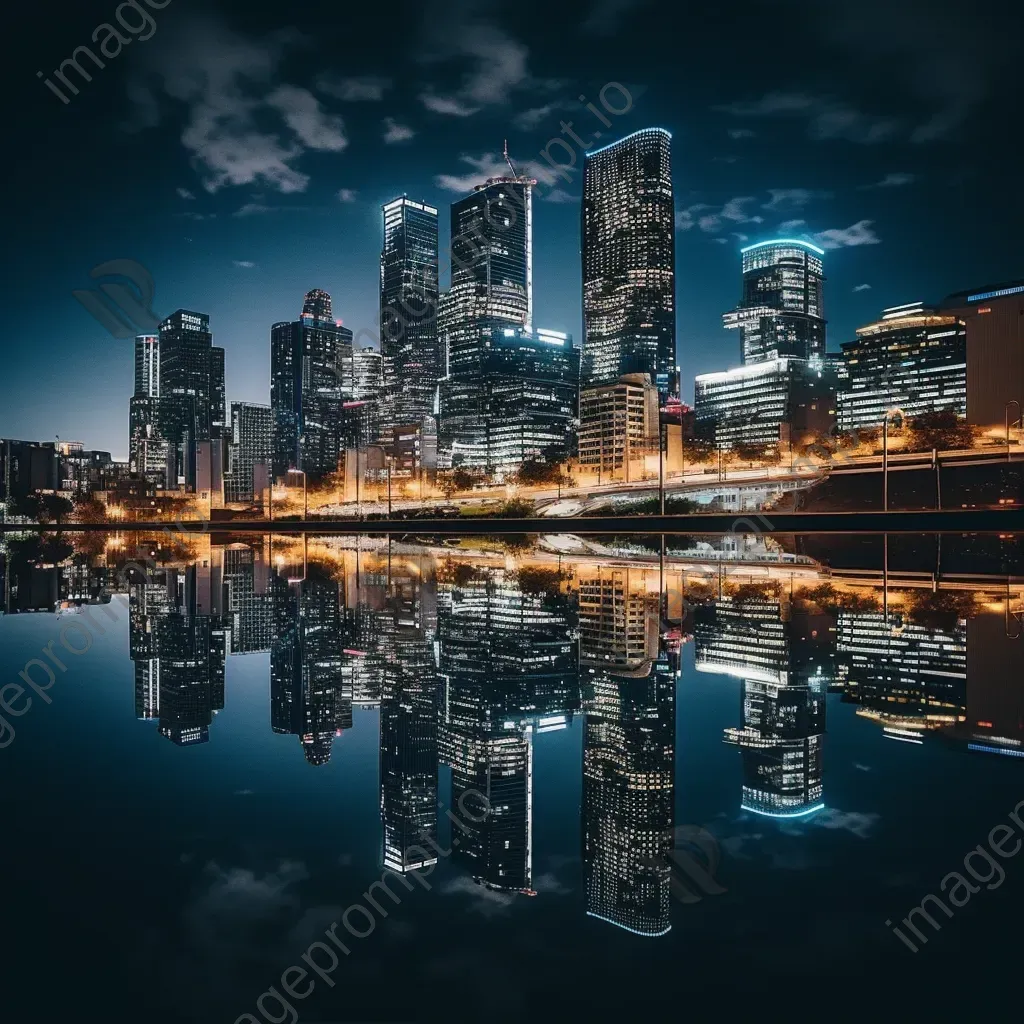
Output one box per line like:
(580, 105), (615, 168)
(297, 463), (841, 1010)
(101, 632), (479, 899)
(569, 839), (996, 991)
(6, 0), (1023, 457)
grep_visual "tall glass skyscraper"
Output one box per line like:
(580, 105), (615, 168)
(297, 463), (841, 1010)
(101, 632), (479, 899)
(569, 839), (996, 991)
(154, 310), (224, 486)
(270, 290), (354, 481)
(438, 169), (542, 470)
(724, 239), (826, 364)
(380, 197), (440, 429)
(581, 128), (675, 398)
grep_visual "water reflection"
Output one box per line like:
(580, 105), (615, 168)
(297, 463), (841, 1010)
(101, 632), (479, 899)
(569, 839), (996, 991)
(2, 530), (1023, 942)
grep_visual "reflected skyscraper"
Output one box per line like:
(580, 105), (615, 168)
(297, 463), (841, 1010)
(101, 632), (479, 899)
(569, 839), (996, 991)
(128, 563), (227, 746)
(834, 609), (967, 740)
(697, 597), (827, 816)
(438, 568), (578, 892)
(581, 128), (675, 397)
(581, 566), (675, 936)
(379, 555), (440, 873)
(270, 562), (344, 766)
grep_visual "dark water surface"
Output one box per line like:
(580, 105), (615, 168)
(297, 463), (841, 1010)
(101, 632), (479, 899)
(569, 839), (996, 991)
(1, 531), (1023, 1022)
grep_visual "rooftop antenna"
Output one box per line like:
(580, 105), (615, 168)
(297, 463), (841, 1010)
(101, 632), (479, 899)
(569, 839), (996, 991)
(503, 139), (519, 178)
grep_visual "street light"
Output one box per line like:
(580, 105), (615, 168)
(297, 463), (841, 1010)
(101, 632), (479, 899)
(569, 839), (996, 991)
(881, 407), (904, 512)
(1006, 401), (1021, 464)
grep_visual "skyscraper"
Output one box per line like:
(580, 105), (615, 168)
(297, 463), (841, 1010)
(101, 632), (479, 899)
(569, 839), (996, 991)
(837, 304), (967, 431)
(724, 239), (826, 365)
(157, 310), (224, 485)
(225, 402), (272, 504)
(380, 197), (440, 430)
(581, 128), (675, 398)
(270, 290), (354, 481)
(128, 333), (173, 486)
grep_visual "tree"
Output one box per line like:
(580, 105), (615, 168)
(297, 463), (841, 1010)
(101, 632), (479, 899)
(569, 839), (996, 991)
(74, 496), (107, 523)
(16, 492), (74, 524)
(514, 459), (567, 487)
(442, 467), (476, 497)
(734, 443), (767, 465)
(906, 410), (976, 453)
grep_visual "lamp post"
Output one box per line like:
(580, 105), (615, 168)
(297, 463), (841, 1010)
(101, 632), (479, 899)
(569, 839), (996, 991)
(1006, 401), (1021, 464)
(659, 422), (665, 515)
(881, 407), (903, 513)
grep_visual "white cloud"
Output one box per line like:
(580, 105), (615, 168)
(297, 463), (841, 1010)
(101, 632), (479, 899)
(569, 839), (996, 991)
(678, 196), (764, 234)
(128, 19), (349, 194)
(812, 219), (881, 250)
(779, 218), (806, 231)
(542, 187), (576, 204)
(514, 103), (555, 130)
(440, 875), (515, 916)
(810, 809), (880, 838)
(763, 188), (828, 211)
(315, 74), (391, 102)
(232, 260), (256, 268)
(233, 202), (275, 217)
(853, 283), (872, 292)
(420, 92), (480, 117)
(382, 117), (415, 144)
(337, 188), (357, 203)
(176, 187), (195, 200)
(716, 91), (899, 144)
(419, 22), (531, 117)
(266, 85), (347, 152)
(728, 127), (757, 139)
(861, 172), (916, 189)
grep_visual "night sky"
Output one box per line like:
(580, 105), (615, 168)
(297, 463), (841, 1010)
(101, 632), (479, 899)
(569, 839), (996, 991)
(3, 0), (1021, 458)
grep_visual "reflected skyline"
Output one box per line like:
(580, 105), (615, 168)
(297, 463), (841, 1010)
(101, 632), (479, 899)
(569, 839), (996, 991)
(2, 529), (1024, 939)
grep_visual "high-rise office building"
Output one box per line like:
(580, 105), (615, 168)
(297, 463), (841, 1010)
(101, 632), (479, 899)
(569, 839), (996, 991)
(837, 303), (966, 432)
(134, 334), (160, 398)
(439, 166), (538, 468)
(226, 402), (272, 504)
(694, 356), (837, 449)
(443, 325), (579, 474)
(724, 240), (826, 365)
(270, 290), (354, 481)
(579, 372), (661, 481)
(938, 281), (1024, 428)
(156, 310), (223, 486)
(351, 347), (384, 402)
(380, 197), (440, 430)
(581, 128), (675, 397)
(128, 333), (174, 487)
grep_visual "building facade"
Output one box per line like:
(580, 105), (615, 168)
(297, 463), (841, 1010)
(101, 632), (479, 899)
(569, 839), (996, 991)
(443, 326), (579, 476)
(156, 310), (224, 486)
(694, 356), (837, 449)
(578, 372), (660, 481)
(724, 239), (826, 365)
(225, 402), (271, 504)
(581, 128), (675, 397)
(439, 170), (538, 468)
(837, 304), (966, 432)
(270, 290), (354, 481)
(939, 281), (1024, 429)
(380, 197), (440, 431)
